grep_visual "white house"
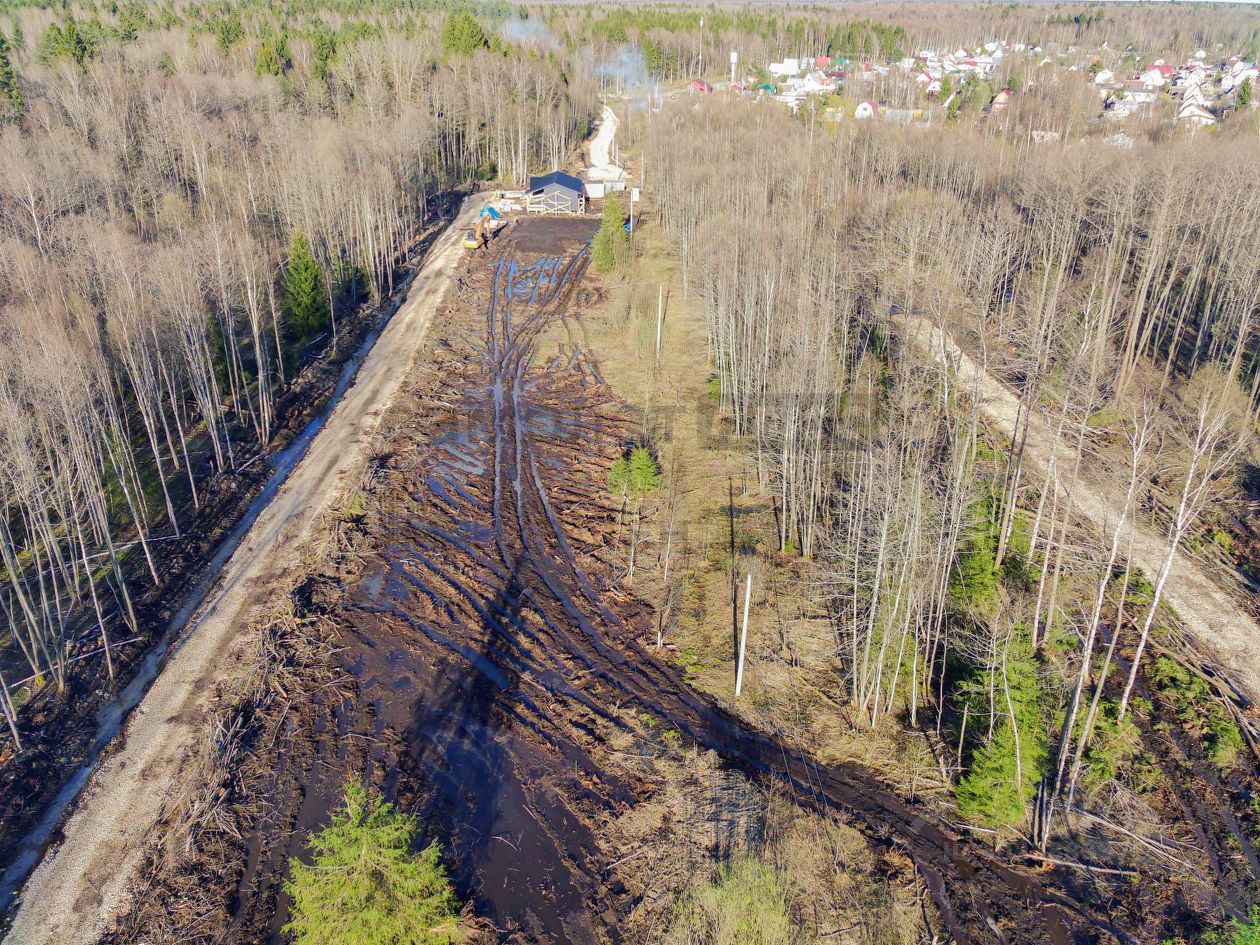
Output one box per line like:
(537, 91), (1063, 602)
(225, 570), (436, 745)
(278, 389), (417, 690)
(1181, 84), (1208, 108)
(1178, 67), (1208, 89)
(1176, 99), (1216, 126)
(1094, 69), (1115, 85)
(1222, 64), (1258, 93)
(854, 100), (879, 119)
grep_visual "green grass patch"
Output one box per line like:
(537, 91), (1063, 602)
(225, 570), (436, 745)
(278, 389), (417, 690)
(665, 854), (792, 945)
(1149, 656), (1244, 772)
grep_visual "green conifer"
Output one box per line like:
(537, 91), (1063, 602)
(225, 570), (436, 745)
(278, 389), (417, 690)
(285, 783), (461, 945)
(283, 230), (330, 340)
(592, 194), (629, 274)
(0, 36), (22, 122)
(441, 12), (486, 57)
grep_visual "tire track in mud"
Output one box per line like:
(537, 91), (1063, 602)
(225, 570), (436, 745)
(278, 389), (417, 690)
(320, 238), (1131, 945)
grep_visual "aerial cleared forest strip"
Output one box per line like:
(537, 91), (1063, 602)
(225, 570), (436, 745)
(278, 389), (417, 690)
(2, 200), (478, 945)
(88, 220), (1135, 945)
(902, 316), (1260, 702)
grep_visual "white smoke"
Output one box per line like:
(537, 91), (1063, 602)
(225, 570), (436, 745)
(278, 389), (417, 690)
(595, 44), (648, 89)
(500, 14), (554, 48)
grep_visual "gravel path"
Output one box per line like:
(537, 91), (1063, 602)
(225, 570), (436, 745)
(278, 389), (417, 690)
(903, 317), (1260, 703)
(4, 199), (479, 945)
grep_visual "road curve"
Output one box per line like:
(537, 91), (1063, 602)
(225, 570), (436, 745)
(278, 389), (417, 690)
(4, 198), (480, 945)
(902, 316), (1260, 704)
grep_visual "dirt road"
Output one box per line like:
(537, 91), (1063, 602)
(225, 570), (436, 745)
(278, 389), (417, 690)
(586, 104), (623, 182)
(3, 199), (480, 945)
(902, 317), (1260, 703)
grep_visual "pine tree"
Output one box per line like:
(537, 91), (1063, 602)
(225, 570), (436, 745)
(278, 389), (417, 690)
(592, 194), (629, 274)
(35, 15), (92, 66)
(283, 230), (330, 340)
(1239, 78), (1254, 108)
(0, 36), (21, 122)
(285, 783), (461, 945)
(441, 12), (486, 57)
(255, 32), (291, 76)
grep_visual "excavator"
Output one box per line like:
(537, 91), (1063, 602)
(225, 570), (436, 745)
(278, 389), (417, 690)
(462, 204), (505, 250)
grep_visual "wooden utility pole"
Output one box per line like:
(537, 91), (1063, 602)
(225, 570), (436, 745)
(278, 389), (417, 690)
(735, 573), (751, 697)
(655, 284), (664, 360)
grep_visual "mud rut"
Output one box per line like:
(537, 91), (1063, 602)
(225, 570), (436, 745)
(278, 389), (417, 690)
(251, 241), (1129, 945)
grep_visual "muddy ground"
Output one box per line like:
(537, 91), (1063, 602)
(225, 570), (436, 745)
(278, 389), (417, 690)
(103, 218), (1133, 945)
(0, 193), (467, 915)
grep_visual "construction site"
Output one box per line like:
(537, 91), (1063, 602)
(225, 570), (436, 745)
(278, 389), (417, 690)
(58, 214), (1134, 945)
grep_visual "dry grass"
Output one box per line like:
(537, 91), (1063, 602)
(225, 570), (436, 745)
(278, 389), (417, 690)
(578, 224), (949, 793)
(574, 226), (930, 944)
(598, 713), (926, 945)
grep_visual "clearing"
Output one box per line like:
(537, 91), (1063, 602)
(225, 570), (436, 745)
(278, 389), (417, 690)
(110, 220), (1128, 945)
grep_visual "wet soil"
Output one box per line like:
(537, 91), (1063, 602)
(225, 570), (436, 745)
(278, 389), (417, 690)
(109, 219), (1131, 945)
(0, 193), (468, 910)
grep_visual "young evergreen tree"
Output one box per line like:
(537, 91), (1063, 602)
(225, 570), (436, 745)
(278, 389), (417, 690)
(0, 36), (21, 122)
(592, 194), (629, 274)
(35, 15), (93, 66)
(609, 446), (660, 498)
(441, 12), (486, 57)
(956, 633), (1045, 827)
(285, 782), (461, 945)
(283, 230), (330, 340)
(255, 32), (291, 76)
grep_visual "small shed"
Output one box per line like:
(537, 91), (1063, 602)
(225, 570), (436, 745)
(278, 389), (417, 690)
(527, 171), (586, 214)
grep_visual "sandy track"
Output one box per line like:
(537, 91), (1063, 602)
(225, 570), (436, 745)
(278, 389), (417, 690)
(586, 104), (623, 182)
(4, 199), (480, 945)
(903, 317), (1260, 703)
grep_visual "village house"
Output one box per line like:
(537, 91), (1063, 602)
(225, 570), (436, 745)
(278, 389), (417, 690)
(1221, 61), (1258, 93)
(1140, 64), (1174, 89)
(526, 171), (586, 214)
(1176, 98), (1216, 126)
